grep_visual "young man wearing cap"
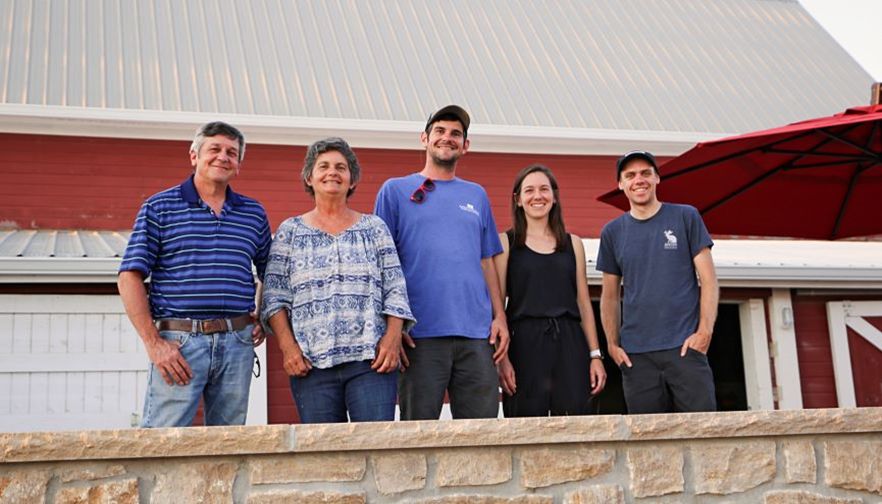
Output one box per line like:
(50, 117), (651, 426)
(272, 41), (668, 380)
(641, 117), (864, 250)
(596, 150), (718, 413)
(374, 105), (509, 420)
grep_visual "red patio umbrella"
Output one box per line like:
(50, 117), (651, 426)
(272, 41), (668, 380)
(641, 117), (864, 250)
(598, 105), (882, 240)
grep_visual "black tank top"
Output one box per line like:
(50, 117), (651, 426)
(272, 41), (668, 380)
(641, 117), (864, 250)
(504, 230), (581, 322)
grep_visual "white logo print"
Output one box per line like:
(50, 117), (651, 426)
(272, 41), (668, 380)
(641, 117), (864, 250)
(459, 203), (480, 216)
(663, 230), (678, 250)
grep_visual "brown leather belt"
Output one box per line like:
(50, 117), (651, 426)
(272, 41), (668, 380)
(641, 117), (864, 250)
(155, 314), (253, 334)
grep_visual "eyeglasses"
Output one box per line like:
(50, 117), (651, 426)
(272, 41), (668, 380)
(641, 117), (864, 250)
(410, 178), (435, 203)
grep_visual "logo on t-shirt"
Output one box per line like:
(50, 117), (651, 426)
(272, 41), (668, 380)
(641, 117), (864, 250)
(459, 203), (480, 216)
(663, 229), (678, 250)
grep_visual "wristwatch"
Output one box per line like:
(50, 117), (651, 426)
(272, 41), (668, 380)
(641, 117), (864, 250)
(590, 349), (603, 360)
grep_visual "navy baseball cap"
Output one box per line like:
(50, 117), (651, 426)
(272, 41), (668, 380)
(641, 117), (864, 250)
(616, 150), (658, 179)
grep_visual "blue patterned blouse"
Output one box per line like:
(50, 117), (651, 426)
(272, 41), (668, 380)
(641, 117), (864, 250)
(261, 214), (415, 369)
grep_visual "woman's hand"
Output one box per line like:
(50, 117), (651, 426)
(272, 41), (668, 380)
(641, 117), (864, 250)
(589, 358), (607, 395)
(497, 355), (517, 396)
(372, 330), (402, 373)
(281, 343), (312, 377)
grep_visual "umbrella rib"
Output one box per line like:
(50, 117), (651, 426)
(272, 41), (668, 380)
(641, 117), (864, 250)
(765, 148), (871, 160)
(783, 159), (875, 170)
(700, 166), (782, 216)
(830, 163), (865, 240)
(820, 128), (881, 159)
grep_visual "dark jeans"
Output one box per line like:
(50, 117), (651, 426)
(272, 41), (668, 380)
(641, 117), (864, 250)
(289, 360), (397, 423)
(620, 347), (716, 414)
(398, 336), (499, 420)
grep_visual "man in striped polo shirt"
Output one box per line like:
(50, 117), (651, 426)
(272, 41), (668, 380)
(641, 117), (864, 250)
(118, 121), (271, 427)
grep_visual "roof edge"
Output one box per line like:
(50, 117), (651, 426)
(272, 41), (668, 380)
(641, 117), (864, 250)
(0, 104), (728, 156)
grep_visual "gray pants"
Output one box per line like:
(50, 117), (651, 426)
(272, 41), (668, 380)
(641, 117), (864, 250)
(620, 347), (716, 414)
(398, 336), (499, 420)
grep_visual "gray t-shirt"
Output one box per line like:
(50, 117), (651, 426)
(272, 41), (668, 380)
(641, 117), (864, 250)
(596, 203), (713, 353)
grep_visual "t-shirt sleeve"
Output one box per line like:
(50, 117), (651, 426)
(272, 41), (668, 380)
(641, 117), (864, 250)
(373, 181), (399, 241)
(595, 222), (621, 276)
(685, 206), (714, 257)
(118, 200), (160, 277)
(479, 191), (503, 258)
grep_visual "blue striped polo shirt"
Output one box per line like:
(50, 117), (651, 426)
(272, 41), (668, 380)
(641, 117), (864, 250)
(119, 176), (271, 320)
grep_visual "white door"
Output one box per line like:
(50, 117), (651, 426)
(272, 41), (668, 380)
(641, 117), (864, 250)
(826, 300), (882, 408)
(0, 294), (266, 432)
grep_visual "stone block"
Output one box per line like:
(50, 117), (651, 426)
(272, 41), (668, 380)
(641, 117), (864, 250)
(152, 461), (237, 502)
(520, 445), (615, 489)
(247, 490), (366, 504)
(0, 469), (50, 504)
(563, 485), (625, 504)
(764, 490), (862, 503)
(825, 439), (882, 494)
(415, 497), (552, 504)
(372, 452), (427, 495)
(60, 464), (127, 483)
(250, 453), (365, 484)
(782, 440), (816, 484)
(627, 445), (684, 497)
(692, 440), (776, 495)
(436, 447), (512, 487)
(56, 478), (139, 504)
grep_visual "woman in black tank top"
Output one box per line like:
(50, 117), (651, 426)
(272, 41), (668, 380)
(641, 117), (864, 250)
(494, 165), (606, 416)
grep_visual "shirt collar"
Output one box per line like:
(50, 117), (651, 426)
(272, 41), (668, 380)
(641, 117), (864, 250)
(180, 175), (243, 207)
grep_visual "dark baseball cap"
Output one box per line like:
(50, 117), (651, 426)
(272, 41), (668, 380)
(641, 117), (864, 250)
(616, 150), (658, 179)
(425, 105), (470, 137)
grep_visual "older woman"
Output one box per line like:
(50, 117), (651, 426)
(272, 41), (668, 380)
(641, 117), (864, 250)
(261, 137), (414, 423)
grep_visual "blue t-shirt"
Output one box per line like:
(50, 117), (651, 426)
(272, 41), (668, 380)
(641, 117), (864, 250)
(374, 173), (503, 339)
(596, 203), (713, 353)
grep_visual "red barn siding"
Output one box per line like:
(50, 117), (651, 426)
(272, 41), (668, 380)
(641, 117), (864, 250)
(0, 133), (637, 238)
(792, 296), (838, 408)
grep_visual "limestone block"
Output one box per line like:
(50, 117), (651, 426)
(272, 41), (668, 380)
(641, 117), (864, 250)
(415, 496), (552, 504)
(782, 440), (816, 484)
(250, 453), (366, 484)
(627, 445), (684, 497)
(436, 447), (512, 487)
(246, 490), (365, 504)
(372, 452), (427, 495)
(56, 478), (139, 504)
(60, 464), (127, 483)
(563, 485), (625, 504)
(692, 440), (776, 495)
(152, 461), (237, 503)
(520, 445), (615, 489)
(0, 469), (50, 504)
(825, 440), (882, 494)
(764, 490), (862, 503)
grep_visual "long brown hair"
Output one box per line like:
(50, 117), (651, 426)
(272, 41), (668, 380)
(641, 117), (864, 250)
(510, 164), (568, 252)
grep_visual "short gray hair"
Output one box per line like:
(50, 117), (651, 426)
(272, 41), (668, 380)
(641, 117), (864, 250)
(302, 137), (361, 198)
(190, 121), (246, 162)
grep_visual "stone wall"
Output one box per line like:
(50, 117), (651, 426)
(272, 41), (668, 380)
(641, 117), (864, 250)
(1, 408), (881, 503)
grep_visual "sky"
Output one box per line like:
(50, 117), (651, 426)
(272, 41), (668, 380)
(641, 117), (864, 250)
(799, 0), (882, 81)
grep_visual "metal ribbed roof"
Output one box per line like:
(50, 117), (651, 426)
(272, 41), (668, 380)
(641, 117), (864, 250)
(0, 0), (872, 135)
(0, 230), (130, 258)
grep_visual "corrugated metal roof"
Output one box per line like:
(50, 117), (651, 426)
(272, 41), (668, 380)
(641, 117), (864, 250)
(0, 0), (872, 135)
(0, 230), (129, 258)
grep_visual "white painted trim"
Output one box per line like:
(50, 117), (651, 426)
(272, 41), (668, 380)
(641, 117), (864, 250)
(845, 317), (882, 352)
(827, 301), (857, 408)
(738, 299), (775, 410)
(0, 104), (725, 156)
(0, 413), (141, 432)
(0, 354), (144, 372)
(0, 293), (125, 312)
(247, 343), (268, 426)
(769, 289), (803, 409)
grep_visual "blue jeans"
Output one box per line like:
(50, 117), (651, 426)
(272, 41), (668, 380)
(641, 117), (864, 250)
(141, 325), (255, 427)
(289, 360), (397, 423)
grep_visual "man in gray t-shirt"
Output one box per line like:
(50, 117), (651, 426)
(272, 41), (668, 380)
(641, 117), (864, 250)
(596, 150), (718, 413)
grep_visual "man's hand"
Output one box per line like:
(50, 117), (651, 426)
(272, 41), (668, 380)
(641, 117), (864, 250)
(489, 316), (510, 364)
(372, 331), (402, 373)
(399, 332), (416, 368)
(146, 338), (193, 385)
(589, 358), (607, 395)
(250, 311), (266, 346)
(497, 355), (516, 396)
(680, 329), (712, 356)
(280, 344), (312, 377)
(608, 344), (632, 368)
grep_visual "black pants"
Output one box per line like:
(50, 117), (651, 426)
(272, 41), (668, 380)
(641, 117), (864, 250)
(621, 347), (716, 414)
(503, 317), (590, 417)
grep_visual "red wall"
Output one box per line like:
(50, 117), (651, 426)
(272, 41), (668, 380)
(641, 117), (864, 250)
(0, 133), (628, 238)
